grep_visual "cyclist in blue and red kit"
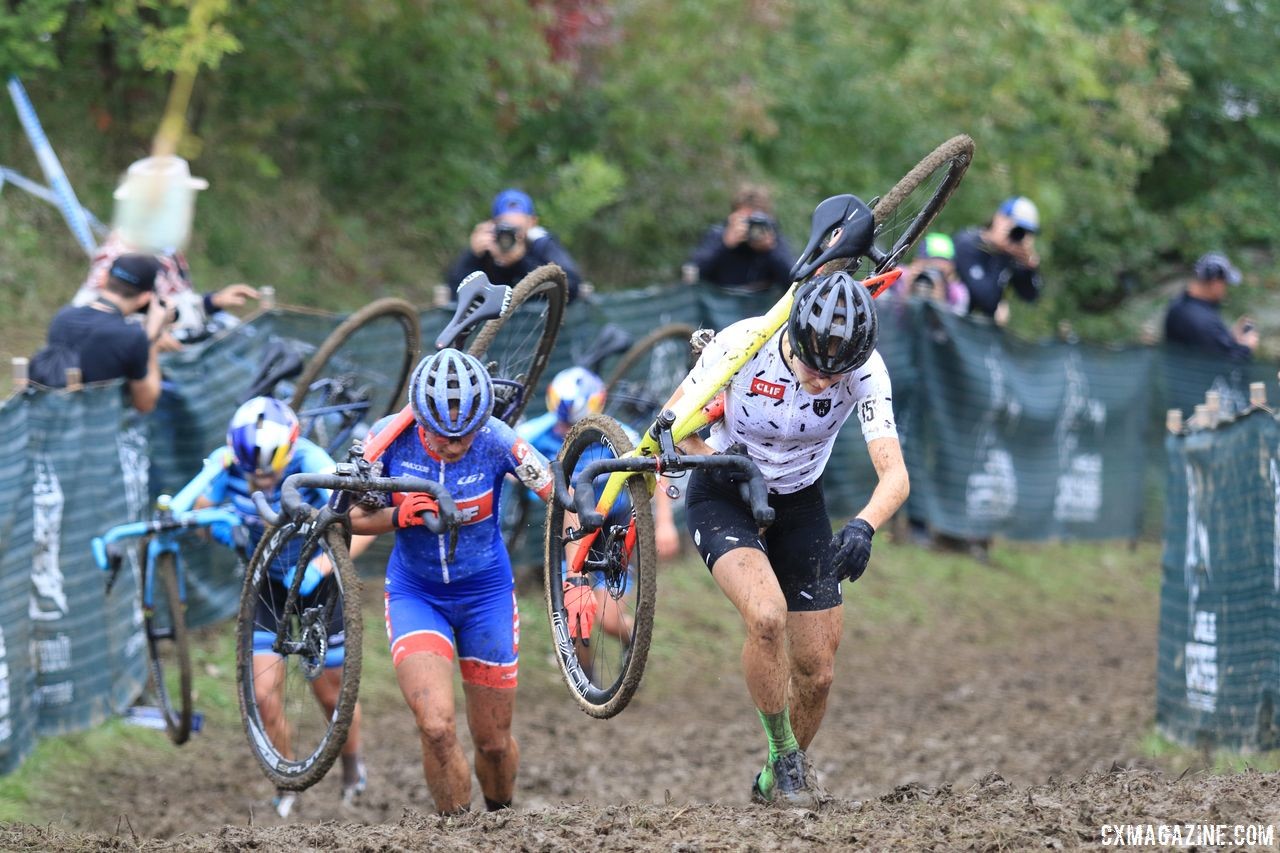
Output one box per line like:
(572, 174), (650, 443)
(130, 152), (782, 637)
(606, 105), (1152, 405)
(349, 349), (554, 815)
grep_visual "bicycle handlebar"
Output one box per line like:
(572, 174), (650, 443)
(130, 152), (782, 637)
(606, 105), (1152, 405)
(91, 506), (243, 579)
(254, 472), (463, 534)
(551, 451), (775, 533)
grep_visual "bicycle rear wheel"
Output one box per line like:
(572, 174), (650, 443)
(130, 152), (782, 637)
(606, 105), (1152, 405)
(468, 265), (567, 425)
(868, 134), (974, 275)
(603, 322), (696, 434)
(290, 297), (420, 456)
(544, 414), (656, 718)
(236, 522), (363, 791)
(145, 551), (193, 745)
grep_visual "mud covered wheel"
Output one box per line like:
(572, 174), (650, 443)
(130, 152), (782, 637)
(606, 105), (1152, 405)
(236, 522), (362, 791)
(604, 322), (696, 435)
(290, 297), (420, 456)
(544, 414), (656, 718)
(868, 134), (974, 275)
(467, 265), (568, 425)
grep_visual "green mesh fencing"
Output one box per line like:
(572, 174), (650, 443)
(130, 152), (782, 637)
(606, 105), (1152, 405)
(0, 395), (36, 773)
(25, 387), (147, 736)
(1157, 412), (1280, 751)
(5, 280), (1280, 775)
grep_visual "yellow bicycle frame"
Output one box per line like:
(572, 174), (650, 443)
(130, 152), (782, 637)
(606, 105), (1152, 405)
(589, 267), (901, 520)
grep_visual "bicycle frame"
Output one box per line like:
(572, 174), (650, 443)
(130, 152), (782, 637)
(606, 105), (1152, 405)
(93, 506), (244, 604)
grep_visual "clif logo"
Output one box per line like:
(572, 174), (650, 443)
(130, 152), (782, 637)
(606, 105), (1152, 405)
(750, 377), (786, 399)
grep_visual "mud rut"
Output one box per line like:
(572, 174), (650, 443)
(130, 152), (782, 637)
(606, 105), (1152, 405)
(7, 571), (1280, 851)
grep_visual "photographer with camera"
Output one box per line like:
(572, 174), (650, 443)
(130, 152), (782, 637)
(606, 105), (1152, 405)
(73, 157), (261, 348)
(32, 254), (172, 412)
(446, 188), (584, 301)
(952, 196), (1043, 323)
(685, 183), (795, 294)
(895, 232), (968, 315)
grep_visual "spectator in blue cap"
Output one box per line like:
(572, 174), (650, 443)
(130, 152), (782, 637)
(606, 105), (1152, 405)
(446, 188), (584, 300)
(1164, 252), (1256, 362)
(952, 196), (1043, 322)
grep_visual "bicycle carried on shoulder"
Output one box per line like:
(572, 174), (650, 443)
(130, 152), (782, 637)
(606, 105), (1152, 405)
(234, 271), (557, 791)
(542, 135), (975, 718)
(92, 460), (247, 745)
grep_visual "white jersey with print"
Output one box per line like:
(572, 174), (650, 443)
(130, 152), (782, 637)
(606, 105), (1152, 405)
(680, 319), (896, 494)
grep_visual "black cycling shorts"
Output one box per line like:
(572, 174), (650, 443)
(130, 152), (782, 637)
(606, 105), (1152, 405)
(684, 469), (840, 612)
(252, 574), (346, 664)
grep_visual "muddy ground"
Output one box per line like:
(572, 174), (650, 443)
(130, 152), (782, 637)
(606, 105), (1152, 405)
(6, 549), (1278, 851)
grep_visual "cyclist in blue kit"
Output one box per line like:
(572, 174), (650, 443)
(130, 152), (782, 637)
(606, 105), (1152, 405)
(190, 396), (375, 816)
(348, 349), (555, 815)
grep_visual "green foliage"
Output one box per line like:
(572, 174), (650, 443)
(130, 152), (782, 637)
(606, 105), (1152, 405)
(0, 0), (1276, 342)
(0, 0), (71, 76)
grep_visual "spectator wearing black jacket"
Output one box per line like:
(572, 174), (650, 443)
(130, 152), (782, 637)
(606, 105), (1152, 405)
(446, 189), (583, 301)
(953, 196), (1043, 322)
(1164, 252), (1256, 362)
(687, 184), (794, 294)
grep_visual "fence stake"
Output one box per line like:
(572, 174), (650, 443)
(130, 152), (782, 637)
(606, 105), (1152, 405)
(1250, 382), (1267, 409)
(64, 366), (82, 392)
(259, 286), (276, 310)
(1191, 404), (1210, 431)
(12, 356), (29, 391)
(1205, 390), (1221, 425)
(1166, 408), (1183, 434)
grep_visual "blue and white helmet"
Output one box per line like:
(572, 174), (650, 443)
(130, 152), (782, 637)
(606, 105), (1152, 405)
(547, 367), (606, 426)
(409, 349), (494, 438)
(227, 397), (300, 475)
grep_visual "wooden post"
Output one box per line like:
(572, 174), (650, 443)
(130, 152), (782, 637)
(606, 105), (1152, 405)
(64, 367), (82, 392)
(1204, 390), (1221, 425)
(432, 284), (453, 308)
(259, 286), (276, 310)
(1192, 404), (1210, 430)
(1250, 382), (1267, 409)
(12, 357), (28, 391)
(1166, 409), (1183, 434)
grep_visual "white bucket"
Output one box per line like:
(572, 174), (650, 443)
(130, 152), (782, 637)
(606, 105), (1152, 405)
(112, 155), (208, 252)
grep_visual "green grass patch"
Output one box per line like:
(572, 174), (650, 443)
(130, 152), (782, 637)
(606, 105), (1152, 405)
(1139, 728), (1280, 774)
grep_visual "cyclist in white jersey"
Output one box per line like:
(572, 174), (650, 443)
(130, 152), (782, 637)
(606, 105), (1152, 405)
(675, 270), (908, 805)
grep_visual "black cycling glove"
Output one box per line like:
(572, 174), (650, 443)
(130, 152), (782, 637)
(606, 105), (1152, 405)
(827, 518), (875, 583)
(709, 441), (751, 484)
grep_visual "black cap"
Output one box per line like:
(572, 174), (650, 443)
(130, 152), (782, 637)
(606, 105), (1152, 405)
(108, 254), (161, 292)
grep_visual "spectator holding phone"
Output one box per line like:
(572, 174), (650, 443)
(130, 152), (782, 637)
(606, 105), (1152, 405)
(1164, 252), (1256, 362)
(953, 196), (1043, 322)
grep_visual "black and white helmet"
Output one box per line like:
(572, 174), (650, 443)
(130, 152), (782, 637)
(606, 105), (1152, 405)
(787, 271), (878, 375)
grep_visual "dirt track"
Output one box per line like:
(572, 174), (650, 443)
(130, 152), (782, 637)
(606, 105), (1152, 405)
(8, 549), (1279, 851)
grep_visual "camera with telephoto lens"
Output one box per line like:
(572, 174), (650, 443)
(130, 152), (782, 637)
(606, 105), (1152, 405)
(493, 222), (520, 253)
(746, 212), (775, 245)
(912, 267), (948, 300)
(1007, 225), (1029, 244)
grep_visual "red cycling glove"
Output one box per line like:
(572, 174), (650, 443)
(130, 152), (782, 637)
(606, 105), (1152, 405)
(393, 491), (439, 529)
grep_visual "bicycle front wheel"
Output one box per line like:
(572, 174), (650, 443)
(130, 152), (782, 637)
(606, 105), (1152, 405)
(603, 322), (696, 435)
(544, 414), (656, 718)
(236, 523), (363, 791)
(145, 551), (193, 745)
(869, 134), (974, 275)
(290, 297), (421, 456)
(468, 265), (567, 425)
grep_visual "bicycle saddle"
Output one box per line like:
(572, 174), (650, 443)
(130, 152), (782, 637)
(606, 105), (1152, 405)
(240, 338), (307, 403)
(789, 193), (876, 283)
(434, 271), (513, 349)
(575, 323), (634, 373)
